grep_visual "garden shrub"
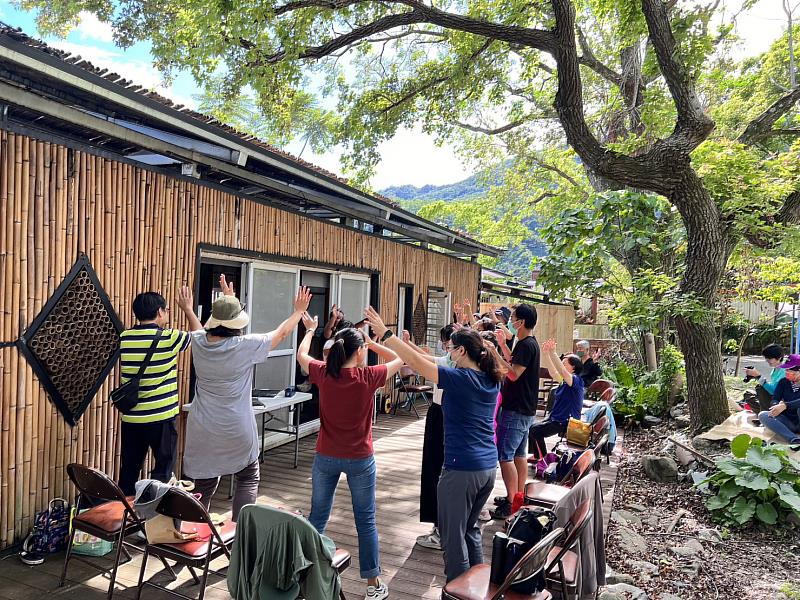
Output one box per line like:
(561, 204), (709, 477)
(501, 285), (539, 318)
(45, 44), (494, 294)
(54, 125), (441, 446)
(701, 434), (800, 527)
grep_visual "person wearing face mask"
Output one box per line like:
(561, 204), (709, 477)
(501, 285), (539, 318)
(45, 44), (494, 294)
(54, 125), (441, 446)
(297, 316), (403, 600)
(576, 340), (603, 386)
(364, 307), (505, 583)
(528, 338), (585, 460)
(757, 354), (800, 448)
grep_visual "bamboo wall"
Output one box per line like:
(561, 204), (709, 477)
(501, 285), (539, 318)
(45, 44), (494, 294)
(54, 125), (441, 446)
(0, 129), (480, 548)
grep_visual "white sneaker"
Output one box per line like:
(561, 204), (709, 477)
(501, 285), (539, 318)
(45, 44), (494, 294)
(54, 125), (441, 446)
(478, 508), (492, 522)
(365, 581), (389, 600)
(415, 528), (442, 550)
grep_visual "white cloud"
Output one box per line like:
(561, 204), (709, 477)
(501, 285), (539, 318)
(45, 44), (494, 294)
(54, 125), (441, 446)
(75, 11), (114, 43)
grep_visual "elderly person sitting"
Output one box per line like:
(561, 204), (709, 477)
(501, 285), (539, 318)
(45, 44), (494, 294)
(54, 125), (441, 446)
(758, 354), (800, 448)
(575, 340), (603, 386)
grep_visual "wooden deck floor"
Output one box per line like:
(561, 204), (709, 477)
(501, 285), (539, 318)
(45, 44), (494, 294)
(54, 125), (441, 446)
(0, 407), (618, 600)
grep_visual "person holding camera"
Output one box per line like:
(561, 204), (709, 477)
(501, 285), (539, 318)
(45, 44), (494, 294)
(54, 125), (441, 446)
(744, 343), (786, 414)
(757, 354), (800, 447)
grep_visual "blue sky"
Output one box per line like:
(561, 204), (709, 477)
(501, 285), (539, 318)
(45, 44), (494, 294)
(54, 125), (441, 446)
(0, 1), (787, 189)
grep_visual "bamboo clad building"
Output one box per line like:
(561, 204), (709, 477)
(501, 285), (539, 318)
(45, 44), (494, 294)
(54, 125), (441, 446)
(0, 25), (502, 550)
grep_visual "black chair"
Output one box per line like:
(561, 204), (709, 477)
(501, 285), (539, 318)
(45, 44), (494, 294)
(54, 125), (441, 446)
(545, 499), (593, 600)
(442, 528), (563, 600)
(135, 487), (236, 600)
(60, 463), (165, 600)
(392, 367), (432, 418)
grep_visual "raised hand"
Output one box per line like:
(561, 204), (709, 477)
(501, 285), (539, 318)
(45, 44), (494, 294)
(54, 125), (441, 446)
(402, 329), (411, 342)
(591, 348), (602, 361)
(301, 311), (318, 331)
(294, 286), (312, 312)
(176, 285), (193, 310)
(219, 274), (235, 297)
(542, 338), (557, 353)
(494, 329), (507, 346)
(364, 306), (388, 338)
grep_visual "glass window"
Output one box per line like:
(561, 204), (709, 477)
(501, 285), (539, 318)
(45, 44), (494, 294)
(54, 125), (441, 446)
(339, 277), (369, 325)
(251, 268), (296, 351)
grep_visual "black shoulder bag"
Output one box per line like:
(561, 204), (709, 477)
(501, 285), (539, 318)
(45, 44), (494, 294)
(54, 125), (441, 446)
(110, 329), (163, 414)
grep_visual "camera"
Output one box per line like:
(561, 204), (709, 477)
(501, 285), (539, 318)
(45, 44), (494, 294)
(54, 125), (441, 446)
(743, 366), (757, 383)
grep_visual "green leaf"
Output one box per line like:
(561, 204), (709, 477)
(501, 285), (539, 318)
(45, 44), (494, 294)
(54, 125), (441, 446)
(729, 497), (756, 525)
(730, 434), (751, 458)
(745, 445), (782, 473)
(734, 470), (770, 490)
(717, 479), (743, 500)
(716, 458), (745, 477)
(706, 494), (731, 510)
(756, 502), (778, 524)
(776, 483), (800, 512)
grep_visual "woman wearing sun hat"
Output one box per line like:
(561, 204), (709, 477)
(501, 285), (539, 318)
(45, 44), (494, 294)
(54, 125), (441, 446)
(183, 274), (311, 520)
(758, 353), (800, 448)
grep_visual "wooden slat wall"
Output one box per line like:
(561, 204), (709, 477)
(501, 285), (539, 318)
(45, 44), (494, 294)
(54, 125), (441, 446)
(0, 130), (480, 548)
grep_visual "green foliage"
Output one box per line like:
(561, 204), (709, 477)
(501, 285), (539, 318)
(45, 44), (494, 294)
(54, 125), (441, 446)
(701, 434), (800, 528)
(606, 347), (684, 423)
(780, 583), (800, 600)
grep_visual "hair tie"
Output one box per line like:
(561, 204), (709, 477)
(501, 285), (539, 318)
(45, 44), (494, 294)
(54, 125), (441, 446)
(480, 349), (487, 356)
(335, 339), (345, 346)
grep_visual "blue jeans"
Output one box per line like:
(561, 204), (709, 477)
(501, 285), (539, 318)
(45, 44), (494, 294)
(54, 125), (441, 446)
(496, 409), (535, 462)
(309, 454), (380, 579)
(758, 410), (800, 443)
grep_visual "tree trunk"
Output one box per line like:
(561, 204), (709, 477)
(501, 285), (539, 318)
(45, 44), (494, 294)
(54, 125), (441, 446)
(672, 176), (735, 431)
(676, 316), (730, 430)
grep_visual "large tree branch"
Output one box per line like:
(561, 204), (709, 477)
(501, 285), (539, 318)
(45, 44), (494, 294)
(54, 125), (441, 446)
(576, 27), (623, 87)
(453, 118), (528, 135)
(550, 0), (674, 196)
(257, 12), (429, 63)
(738, 86), (800, 145)
(640, 0), (714, 153)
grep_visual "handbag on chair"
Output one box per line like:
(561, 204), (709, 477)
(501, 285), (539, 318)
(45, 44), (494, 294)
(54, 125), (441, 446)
(565, 417), (592, 448)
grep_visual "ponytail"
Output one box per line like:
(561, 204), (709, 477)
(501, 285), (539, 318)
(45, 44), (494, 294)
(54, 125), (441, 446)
(451, 329), (506, 384)
(325, 328), (365, 378)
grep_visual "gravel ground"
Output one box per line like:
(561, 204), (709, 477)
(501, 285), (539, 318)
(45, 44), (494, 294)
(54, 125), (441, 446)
(604, 422), (800, 600)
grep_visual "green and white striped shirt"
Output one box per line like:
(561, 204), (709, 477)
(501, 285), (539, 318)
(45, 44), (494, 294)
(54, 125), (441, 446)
(118, 324), (190, 424)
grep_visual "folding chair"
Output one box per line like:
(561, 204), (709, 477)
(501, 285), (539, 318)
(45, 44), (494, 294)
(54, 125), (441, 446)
(60, 463), (168, 600)
(545, 500), (593, 600)
(584, 379), (614, 408)
(135, 487), (236, 600)
(522, 450), (595, 509)
(537, 367), (557, 418)
(232, 504), (351, 600)
(442, 528), (563, 600)
(392, 367), (432, 418)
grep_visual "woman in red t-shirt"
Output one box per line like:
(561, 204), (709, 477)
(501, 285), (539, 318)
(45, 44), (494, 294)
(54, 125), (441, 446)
(297, 313), (403, 600)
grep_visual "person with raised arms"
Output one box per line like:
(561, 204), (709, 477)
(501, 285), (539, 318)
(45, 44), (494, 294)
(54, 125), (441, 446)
(364, 307), (505, 582)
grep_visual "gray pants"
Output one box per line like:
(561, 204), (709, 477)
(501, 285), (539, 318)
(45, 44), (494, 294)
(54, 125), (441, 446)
(437, 468), (496, 582)
(191, 460), (260, 522)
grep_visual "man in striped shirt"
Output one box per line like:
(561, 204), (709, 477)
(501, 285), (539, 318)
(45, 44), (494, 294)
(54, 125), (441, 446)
(118, 287), (201, 496)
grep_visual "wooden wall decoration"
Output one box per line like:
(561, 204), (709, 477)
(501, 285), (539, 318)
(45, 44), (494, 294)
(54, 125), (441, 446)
(18, 255), (123, 426)
(412, 294), (427, 345)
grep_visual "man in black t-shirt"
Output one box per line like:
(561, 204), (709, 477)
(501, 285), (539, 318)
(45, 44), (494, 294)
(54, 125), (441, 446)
(491, 304), (540, 519)
(576, 340), (603, 387)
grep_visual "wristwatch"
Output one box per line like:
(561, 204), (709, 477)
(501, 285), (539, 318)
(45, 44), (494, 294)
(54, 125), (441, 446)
(380, 330), (394, 342)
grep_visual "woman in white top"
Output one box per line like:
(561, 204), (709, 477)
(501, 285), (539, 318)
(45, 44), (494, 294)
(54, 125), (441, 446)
(184, 275), (311, 520)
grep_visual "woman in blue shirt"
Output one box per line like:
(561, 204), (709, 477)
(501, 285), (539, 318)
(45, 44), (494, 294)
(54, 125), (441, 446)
(365, 307), (505, 582)
(529, 338), (585, 460)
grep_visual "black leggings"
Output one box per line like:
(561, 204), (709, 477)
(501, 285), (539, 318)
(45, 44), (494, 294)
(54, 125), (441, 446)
(420, 403), (444, 526)
(528, 420), (567, 459)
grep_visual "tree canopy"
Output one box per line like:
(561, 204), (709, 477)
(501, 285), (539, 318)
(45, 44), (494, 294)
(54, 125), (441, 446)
(18, 0), (800, 430)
